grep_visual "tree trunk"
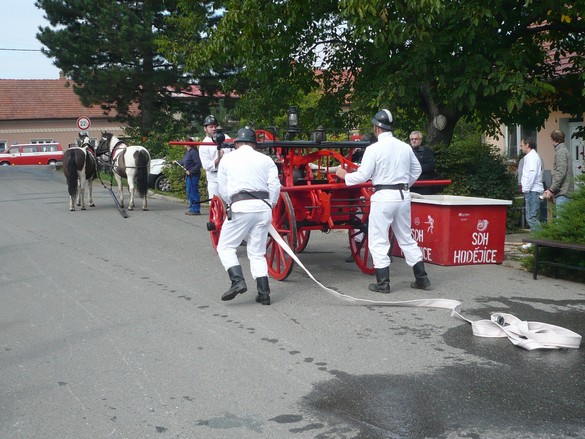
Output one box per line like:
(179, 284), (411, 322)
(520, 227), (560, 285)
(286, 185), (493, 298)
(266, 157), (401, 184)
(419, 82), (459, 147)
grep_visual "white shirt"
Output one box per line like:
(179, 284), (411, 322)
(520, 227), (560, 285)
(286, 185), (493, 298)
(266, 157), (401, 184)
(345, 131), (422, 201)
(199, 134), (232, 178)
(218, 145), (281, 212)
(521, 149), (544, 193)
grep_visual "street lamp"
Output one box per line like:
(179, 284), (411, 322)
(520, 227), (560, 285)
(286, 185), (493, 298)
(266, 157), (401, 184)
(287, 106), (299, 129)
(286, 106), (299, 140)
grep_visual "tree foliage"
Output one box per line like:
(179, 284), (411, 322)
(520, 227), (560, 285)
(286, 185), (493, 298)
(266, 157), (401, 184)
(35, 0), (220, 135)
(166, 0), (585, 144)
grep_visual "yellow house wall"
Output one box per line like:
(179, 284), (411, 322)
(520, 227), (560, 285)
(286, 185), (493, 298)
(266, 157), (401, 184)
(487, 111), (584, 171)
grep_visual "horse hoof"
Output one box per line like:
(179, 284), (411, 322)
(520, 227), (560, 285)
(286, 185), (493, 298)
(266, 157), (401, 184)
(142, 207), (148, 211)
(90, 204), (95, 207)
(81, 207), (86, 210)
(69, 208), (75, 211)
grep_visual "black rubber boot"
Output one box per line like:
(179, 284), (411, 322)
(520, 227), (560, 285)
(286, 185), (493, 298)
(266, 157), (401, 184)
(411, 261), (431, 290)
(368, 267), (390, 293)
(221, 265), (248, 301)
(255, 276), (271, 305)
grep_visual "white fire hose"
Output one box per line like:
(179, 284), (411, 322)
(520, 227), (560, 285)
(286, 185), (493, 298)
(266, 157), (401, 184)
(268, 225), (581, 351)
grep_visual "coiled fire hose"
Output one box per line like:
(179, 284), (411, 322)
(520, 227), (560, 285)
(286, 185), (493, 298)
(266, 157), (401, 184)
(268, 225), (581, 351)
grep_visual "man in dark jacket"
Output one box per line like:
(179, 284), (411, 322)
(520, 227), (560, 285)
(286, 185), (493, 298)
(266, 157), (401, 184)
(409, 131), (437, 195)
(179, 143), (202, 215)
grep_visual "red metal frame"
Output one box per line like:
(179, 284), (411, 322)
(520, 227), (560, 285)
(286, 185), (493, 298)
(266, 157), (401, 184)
(171, 133), (450, 280)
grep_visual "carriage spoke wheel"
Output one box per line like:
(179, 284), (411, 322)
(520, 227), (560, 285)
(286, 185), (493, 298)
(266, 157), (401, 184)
(349, 227), (375, 275)
(266, 192), (297, 280)
(349, 227), (396, 275)
(207, 196), (227, 251)
(295, 230), (311, 252)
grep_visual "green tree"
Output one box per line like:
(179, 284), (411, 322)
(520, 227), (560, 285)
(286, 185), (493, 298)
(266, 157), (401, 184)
(167, 0), (584, 144)
(35, 0), (218, 135)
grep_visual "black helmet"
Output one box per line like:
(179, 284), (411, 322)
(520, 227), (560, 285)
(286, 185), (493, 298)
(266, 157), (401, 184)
(234, 127), (256, 144)
(371, 109), (393, 130)
(203, 115), (218, 126)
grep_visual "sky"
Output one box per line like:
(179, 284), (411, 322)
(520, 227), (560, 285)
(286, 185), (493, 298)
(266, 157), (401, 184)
(0, 0), (62, 79)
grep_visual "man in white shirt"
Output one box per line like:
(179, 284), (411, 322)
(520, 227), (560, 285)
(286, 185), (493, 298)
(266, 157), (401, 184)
(336, 109), (431, 293)
(199, 115), (232, 199)
(216, 127), (280, 305)
(520, 137), (544, 233)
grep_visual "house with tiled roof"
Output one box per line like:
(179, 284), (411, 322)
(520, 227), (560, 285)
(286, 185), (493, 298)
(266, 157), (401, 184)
(0, 78), (125, 150)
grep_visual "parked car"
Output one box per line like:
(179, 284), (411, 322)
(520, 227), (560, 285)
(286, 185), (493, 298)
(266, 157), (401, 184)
(149, 158), (172, 192)
(0, 143), (63, 166)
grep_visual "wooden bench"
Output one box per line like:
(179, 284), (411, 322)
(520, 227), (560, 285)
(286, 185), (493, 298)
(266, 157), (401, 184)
(522, 238), (585, 280)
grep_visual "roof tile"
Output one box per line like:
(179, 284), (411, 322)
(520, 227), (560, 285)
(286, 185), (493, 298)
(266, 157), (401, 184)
(0, 79), (111, 121)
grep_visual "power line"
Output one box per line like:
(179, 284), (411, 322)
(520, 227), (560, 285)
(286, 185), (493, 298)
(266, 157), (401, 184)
(0, 48), (42, 52)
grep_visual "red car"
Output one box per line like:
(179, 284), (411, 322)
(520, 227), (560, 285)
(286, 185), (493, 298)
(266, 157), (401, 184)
(0, 143), (63, 166)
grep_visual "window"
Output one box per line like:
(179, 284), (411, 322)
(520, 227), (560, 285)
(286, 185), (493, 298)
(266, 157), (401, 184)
(31, 138), (54, 144)
(506, 125), (537, 159)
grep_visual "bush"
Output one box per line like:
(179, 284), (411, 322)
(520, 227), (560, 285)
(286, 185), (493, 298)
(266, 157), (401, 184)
(434, 138), (517, 201)
(521, 175), (585, 282)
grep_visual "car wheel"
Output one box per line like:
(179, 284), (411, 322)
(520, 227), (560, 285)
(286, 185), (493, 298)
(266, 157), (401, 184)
(154, 174), (171, 192)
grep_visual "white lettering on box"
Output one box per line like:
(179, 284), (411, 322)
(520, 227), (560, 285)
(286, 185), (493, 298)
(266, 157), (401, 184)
(453, 249), (497, 264)
(412, 229), (424, 242)
(421, 246), (433, 261)
(471, 232), (489, 246)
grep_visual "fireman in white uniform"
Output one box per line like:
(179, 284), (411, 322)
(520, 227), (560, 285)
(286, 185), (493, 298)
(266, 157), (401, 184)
(199, 115), (232, 198)
(216, 127), (281, 305)
(336, 109), (432, 293)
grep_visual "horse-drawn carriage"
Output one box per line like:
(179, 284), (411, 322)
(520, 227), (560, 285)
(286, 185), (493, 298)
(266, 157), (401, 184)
(172, 128), (449, 281)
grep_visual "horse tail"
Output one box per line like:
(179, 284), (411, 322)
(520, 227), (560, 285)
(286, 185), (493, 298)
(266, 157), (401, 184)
(65, 151), (79, 197)
(136, 149), (149, 198)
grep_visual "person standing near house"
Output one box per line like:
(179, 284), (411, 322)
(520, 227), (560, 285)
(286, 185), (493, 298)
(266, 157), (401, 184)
(541, 129), (574, 214)
(178, 142), (202, 215)
(216, 127), (281, 305)
(519, 137), (544, 232)
(199, 115), (232, 199)
(409, 131), (438, 195)
(335, 109), (431, 293)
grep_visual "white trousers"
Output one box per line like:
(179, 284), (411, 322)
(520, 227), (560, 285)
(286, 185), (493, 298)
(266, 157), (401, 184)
(206, 174), (219, 199)
(368, 199), (423, 269)
(217, 210), (272, 278)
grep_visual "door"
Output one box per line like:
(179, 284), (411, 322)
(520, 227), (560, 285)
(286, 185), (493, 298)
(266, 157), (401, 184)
(569, 122), (584, 186)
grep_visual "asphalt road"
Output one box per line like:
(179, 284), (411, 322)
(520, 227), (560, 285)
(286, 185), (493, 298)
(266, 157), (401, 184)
(1, 166), (584, 439)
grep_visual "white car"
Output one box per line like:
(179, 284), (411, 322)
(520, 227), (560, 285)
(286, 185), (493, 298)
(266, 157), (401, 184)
(149, 158), (172, 192)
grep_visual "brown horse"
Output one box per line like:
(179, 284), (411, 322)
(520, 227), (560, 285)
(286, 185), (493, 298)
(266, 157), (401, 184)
(62, 134), (98, 211)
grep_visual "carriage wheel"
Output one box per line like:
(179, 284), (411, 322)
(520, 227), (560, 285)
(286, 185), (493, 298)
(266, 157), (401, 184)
(349, 227), (395, 275)
(295, 230), (311, 252)
(207, 195), (227, 250)
(349, 226), (375, 275)
(266, 192), (297, 281)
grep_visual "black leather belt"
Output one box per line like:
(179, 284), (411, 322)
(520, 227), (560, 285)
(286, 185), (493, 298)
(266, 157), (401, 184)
(231, 191), (269, 203)
(374, 184), (409, 191)
(374, 184), (408, 200)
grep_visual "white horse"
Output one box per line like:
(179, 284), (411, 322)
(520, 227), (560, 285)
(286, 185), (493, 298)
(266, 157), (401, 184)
(62, 134), (98, 211)
(96, 132), (151, 211)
